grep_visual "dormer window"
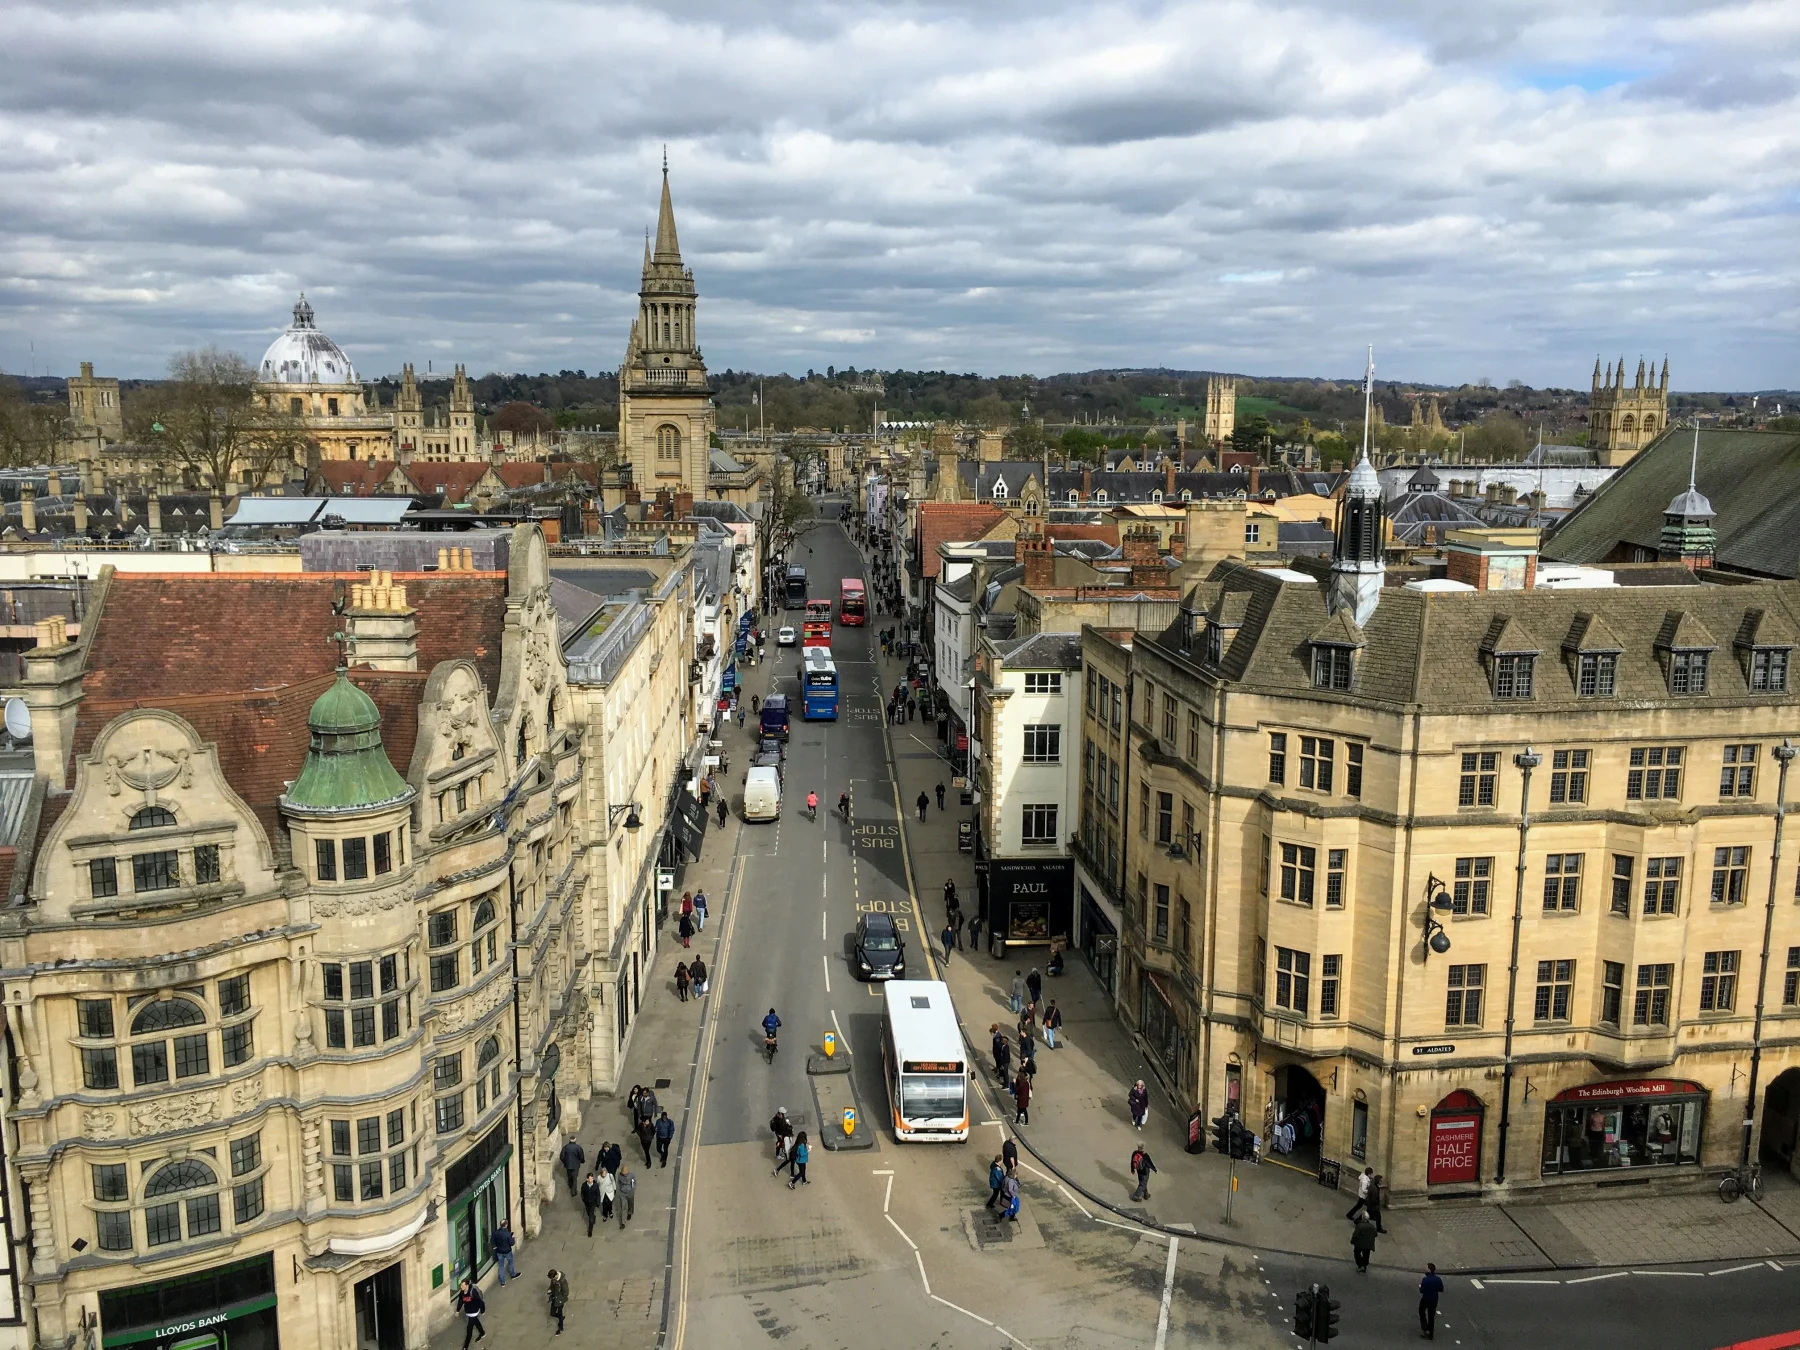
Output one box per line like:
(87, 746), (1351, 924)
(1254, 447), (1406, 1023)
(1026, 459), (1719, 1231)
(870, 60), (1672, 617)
(1493, 655), (1535, 699)
(1670, 649), (1709, 695)
(1067, 490), (1079, 504)
(1094, 490), (1108, 504)
(1180, 490), (1192, 503)
(1752, 647), (1789, 692)
(1312, 646), (1354, 691)
(1150, 490), (1163, 504)
(993, 480), (1008, 501)
(1577, 653), (1616, 697)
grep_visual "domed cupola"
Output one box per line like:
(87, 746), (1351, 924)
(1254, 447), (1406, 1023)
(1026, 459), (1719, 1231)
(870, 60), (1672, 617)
(259, 293), (360, 386)
(282, 671), (413, 815)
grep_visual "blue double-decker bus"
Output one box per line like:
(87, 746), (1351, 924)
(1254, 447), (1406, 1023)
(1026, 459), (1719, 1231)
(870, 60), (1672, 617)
(802, 646), (839, 721)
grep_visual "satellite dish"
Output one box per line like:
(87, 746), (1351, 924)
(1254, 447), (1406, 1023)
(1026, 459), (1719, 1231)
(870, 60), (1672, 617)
(4, 699), (31, 743)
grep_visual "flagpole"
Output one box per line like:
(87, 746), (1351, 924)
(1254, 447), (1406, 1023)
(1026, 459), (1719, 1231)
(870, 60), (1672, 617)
(1360, 346), (1375, 462)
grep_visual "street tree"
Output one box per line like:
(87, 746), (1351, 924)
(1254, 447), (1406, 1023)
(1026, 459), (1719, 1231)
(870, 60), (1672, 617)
(0, 374), (71, 468)
(129, 348), (310, 494)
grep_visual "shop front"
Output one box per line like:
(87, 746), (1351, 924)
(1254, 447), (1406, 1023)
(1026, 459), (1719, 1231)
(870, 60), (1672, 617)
(1079, 884), (1117, 995)
(1541, 1079), (1705, 1177)
(100, 1253), (277, 1350)
(1138, 970), (1188, 1096)
(1427, 1089), (1485, 1187)
(981, 856), (1074, 950)
(445, 1122), (512, 1285)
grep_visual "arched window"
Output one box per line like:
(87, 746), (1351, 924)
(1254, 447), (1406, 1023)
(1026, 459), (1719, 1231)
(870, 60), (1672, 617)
(515, 718), (529, 767)
(1642, 416), (1657, 436)
(144, 1158), (221, 1246)
(1620, 414), (1636, 437)
(469, 894), (500, 975)
(130, 806), (176, 830)
(1023, 496), (1040, 516)
(656, 424), (681, 460)
(992, 480), (1008, 500)
(132, 998), (205, 1036)
(475, 1034), (504, 1113)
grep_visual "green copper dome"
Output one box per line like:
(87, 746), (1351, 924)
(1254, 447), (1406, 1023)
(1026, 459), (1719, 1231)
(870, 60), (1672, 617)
(282, 671), (413, 815)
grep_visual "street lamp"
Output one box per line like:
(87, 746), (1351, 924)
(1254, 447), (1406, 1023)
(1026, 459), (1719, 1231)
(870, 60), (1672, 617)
(1421, 873), (1454, 959)
(1166, 828), (1204, 863)
(608, 803), (643, 832)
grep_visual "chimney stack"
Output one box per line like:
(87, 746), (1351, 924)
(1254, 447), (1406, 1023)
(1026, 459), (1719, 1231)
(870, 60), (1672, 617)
(19, 486), (36, 534)
(148, 485), (162, 534)
(47, 470), (61, 498)
(1018, 519), (1055, 591)
(1122, 525), (1166, 588)
(347, 568), (419, 670)
(1164, 459), (1177, 497)
(23, 615), (82, 789)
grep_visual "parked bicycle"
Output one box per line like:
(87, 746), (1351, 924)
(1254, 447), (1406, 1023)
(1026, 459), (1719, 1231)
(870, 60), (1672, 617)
(1719, 1159), (1764, 1203)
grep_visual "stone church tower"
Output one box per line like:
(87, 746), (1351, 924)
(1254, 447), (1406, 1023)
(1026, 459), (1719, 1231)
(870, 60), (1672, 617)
(1203, 375), (1236, 444)
(619, 167), (714, 492)
(1590, 355), (1668, 467)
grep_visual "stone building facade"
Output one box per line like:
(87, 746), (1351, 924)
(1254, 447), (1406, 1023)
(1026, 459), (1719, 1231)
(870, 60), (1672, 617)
(1080, 457), (1800, 1202)
(1590, 356), (1669, 467)
(2, 526), (590, 1350)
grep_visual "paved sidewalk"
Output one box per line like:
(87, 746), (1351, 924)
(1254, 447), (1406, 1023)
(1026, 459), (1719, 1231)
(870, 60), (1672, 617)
(431, 766), (746, 1349)
(870, 634), (1800, 1275)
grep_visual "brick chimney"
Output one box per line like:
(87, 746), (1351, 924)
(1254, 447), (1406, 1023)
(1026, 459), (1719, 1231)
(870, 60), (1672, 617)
(1248, 465), (1261, 496)
(148, 485), (162, 534)
(1081, 466), (1092, 501)
(624, 484), (641, 506)
(1018, 520), (1055, 590)
(1164, 459), (1177, 497)
(348, 569), (419, 670)
(1122, 524), (1166, 587)
(19, 486), (35, 534)
(675, 489), (694, 519)
(977, 431), (1004, 463)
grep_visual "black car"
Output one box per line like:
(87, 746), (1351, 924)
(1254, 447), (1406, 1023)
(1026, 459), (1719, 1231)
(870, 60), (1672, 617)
(853, 913), (906, 980)
(756, 735), (786, 761)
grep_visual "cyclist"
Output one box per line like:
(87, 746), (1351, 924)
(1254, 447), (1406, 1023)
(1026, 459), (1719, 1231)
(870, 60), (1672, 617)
(805, 790), (818, 820)
(762, 1009), (781, 1061)
(837, 790), (850, 821)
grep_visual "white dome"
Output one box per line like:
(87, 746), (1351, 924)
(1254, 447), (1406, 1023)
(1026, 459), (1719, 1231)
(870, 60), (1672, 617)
(258, 294), (359, 385)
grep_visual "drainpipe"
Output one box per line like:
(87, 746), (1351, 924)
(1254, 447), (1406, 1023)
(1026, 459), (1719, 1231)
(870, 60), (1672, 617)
(508, 857), (528, 1232)
(1742, 738), (1796, 1165)
(1494, 745), (1540, 1186)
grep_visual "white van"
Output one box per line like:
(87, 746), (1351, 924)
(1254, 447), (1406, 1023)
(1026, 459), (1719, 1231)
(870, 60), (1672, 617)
(742, 765), (782, 821)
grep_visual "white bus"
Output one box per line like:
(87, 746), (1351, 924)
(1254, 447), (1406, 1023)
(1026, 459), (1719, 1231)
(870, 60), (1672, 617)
(880, 980), (969, 1141)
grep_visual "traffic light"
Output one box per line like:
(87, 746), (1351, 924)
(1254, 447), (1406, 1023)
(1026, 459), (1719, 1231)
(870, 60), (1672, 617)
(1292, 1287), (1315, 1340)
(1230, 1120), (1255, 1160)
(1315, 1284), (1340, 1342)
(1211, 1115), (1233, 1155)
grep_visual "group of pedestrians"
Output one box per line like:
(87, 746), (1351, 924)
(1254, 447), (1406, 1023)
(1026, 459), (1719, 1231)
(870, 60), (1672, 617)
(767, 1107), (811, 1188)
(985, 1135), (1023, 1221)
(988, 965), (1065, 1128)
(674, 888), (710, 951)
(1345, 1165), (1390, 1271)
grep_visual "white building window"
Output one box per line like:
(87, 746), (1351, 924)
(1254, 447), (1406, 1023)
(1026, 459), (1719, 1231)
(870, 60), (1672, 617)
(1021, 724), (1062, 763)
(1021, 804), (1058, 845)
(1023, 672), (1062, 695)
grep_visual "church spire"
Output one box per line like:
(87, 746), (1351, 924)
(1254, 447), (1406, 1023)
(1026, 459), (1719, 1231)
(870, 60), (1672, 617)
(654, 162), (681, 261)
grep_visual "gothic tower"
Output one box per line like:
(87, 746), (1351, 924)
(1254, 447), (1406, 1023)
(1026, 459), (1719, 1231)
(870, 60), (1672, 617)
(394, 363), (422, 460)
(1589, 354), (1668, 468)
(619, 165), (714, 494)
(449, 364), (476, 460)
(1203, 375), (1236, 444)
(1326, 451), (1386, 627)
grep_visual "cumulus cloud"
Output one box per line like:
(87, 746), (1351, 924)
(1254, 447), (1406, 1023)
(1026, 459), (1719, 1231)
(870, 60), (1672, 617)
(0, 0), (1795, 388)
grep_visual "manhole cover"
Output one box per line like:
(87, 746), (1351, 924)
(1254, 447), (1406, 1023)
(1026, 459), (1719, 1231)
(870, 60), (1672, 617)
(654, 1078), (672, 1089)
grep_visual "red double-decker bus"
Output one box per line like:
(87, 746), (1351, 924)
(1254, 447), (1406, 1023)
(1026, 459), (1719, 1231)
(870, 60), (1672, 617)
(803, 599), (832, 647)
(839, 578), (867, 626)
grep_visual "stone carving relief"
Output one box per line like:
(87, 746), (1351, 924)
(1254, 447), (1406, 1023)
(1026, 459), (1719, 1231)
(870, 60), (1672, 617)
(523, 595), (554, 694)
(104, 745), (194, 803)
(435, 683), (483, 758)
(128, 1090), (219, 1138)
(231, 1077), (265, 1113)
(311, 883), (409, 919)
(82, 1109), (120, 1139)
(434, 974), (511, 1033)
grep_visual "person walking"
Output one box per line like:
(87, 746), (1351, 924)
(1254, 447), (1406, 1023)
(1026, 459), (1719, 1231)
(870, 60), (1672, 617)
(985, 1155), (1006, 1209)
(636, 1113), (656, 1167)
(940, 921), (955, 965)
(968, 911), (984, 951)
(1043, 1000), (1063, 1049)
(770, 1107), (795, 1171)
(1009, 970), (1026, 1016)
(788, 1132), (810, 1188)
(455, 1278), (487, 1347)
(655, 1110), (675, 1167)
(597, 1166), (616, 1221)
(736, 702), (746, 728)
(935, 781), (946, 809)
(916, 790), (929, 821)
(991, 1025), (1011, 1083)
(689, 956), (708, 996)
(616, 1166), (637, 1228)
(1017, 1027), (1036, 1073)
(602, 1137), (623, 1178)
(675, 961), (691, 1001)
(1013, 1069), (1032, 1125)
(693, 888), (709, 931)
(1129, 1146), (1157, 1201)
(636, 1084), (659, 1126)
(680, 892), (694, 930)
(943, 878), (959, 917)
(953, 908), (966, 951)
(1026, 966), (1043, 1011)
(559, 1138), (586, 1198)
(1346, 1166), (1375, 1221)
(716, 796), (728, 828)
(677, 910), (693, 949)
(547, 1269), (569, 1336)
(490, 1221), (517, 1284)
(1369, 1173), (1389, 1234)
(1128, 1079), (1150, 1130)
(1002, 1136), (1019, 1174)
(1351, 1215), (1378, 1272)
(752, 693), (761, 715)
(1000, 1170), (1021, 1222)
(580, 1172), (601, 1236)
(1419, 1263), (1444, 1339)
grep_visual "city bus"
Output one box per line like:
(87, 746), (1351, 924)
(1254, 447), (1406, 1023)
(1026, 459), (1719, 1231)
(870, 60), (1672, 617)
(880, 980), (969, 1141)
(801, 646), (839, 720)
(802, 599), (832, 648)
(839, 578), (867, 626)
(784, 565), (808, 608)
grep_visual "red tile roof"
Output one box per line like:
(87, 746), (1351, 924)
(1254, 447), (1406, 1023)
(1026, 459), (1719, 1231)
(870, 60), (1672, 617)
(315, 460), (416, 496)
(1045, 522), (1120, 546)
(410, 462), (492, 504)
(914, 504), (1007, 578)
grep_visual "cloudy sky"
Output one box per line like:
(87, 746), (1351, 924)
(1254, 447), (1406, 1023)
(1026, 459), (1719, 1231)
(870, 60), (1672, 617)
(2, 1), (1796, 390)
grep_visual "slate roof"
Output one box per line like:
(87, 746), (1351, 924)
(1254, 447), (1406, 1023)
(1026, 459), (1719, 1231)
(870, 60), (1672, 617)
(952, 463), (1342, 506)
(993, 632), (1083, 670)
(314, 460), (417, 496)
(551, 566), (658, 599)
(1388, 489), (1484, 545)
(1158, 560), (1800, 712)
(1543, 428), (1800, 578)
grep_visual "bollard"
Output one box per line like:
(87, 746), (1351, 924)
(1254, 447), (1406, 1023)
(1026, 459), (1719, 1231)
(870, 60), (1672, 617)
(823, 1031), (837, 1059)
(843, 1107), (857, 1137)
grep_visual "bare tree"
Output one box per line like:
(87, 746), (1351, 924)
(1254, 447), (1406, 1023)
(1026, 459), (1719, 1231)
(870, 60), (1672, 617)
(0, 373), (72, 468)
(129, 348), (310, 494)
